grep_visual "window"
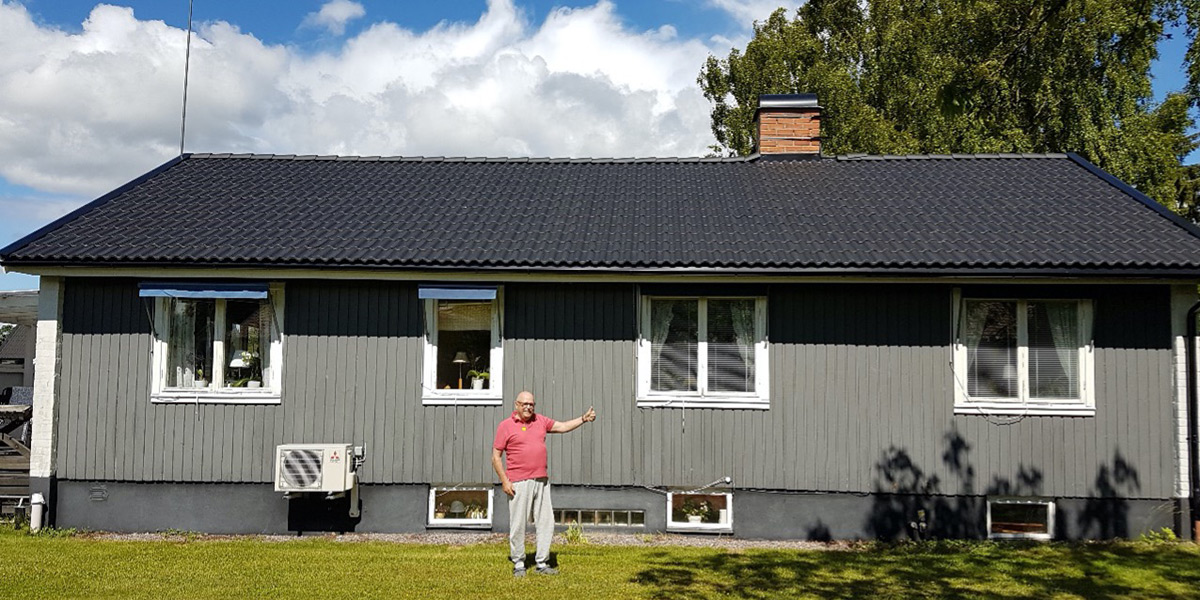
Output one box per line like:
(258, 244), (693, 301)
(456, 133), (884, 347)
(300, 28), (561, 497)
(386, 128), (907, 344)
(637, 296), (768, 409)
(147, 283), (284, 404)
(953, 292), (1094, 415)
(666, 491), (732, 532)
(987, 499), (1054, 540)
(421, 287), (503, 405)
(428, 486), (493, 528)
(554, 509), (646, 527)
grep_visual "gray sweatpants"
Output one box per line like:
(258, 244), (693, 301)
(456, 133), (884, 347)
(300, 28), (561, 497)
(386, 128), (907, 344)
(509, 477), (554, 567)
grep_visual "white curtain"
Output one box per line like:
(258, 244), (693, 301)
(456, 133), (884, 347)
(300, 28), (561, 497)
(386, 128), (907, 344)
(730, 300), (756, 386)
(963, 301), (987, 395)
(650, 299), (677, 373)
(1043, 302), (1078, 394)
(168, 299), (196, 387)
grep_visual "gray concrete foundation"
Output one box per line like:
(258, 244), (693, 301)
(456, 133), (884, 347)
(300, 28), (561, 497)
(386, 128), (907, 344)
(52, 480), (1182, 540)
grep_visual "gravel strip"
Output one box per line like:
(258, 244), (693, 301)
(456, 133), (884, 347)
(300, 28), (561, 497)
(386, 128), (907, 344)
(85, 530), (859, 551)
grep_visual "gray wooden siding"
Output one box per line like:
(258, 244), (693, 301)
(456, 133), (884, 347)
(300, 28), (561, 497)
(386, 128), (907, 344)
(57, 279), (1177, 499)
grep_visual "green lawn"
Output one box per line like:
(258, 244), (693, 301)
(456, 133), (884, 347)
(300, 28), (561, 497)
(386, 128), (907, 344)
(4, 529), (1200, 599)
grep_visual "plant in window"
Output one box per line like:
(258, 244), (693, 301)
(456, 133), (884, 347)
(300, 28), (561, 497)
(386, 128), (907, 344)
(434, 502), (447, 519)
(681, 498), (710, 524)
(466, 369), (490, 390)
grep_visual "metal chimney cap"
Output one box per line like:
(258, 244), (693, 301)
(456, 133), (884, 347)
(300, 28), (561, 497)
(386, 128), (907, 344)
(757, 93), (821, 109)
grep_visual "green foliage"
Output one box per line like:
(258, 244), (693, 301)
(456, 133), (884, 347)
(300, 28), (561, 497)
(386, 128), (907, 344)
(1138, 526), (1179, 544)
(0, 323), (14, 348)
(564, 521), (588, 545)
(698, 0), (1199, 208)
(30, 526), (79, 538)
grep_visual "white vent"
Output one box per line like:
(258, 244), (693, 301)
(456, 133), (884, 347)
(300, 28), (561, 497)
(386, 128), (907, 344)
(274, 444), (355, 493)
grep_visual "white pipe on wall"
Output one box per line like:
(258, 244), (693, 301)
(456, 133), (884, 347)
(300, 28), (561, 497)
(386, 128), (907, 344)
(30, 492), (44, 533)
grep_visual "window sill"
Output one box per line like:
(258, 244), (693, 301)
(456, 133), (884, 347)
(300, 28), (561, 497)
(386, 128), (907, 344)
(152, 391), (281, 405)
(989, 532), (1052, 541)
(638, 396), (768, 410)
(955, 402), (1094, 417)
(423, 395), (504, 406)
(427, 520), (492, 529)
(666, 522), (733, 534)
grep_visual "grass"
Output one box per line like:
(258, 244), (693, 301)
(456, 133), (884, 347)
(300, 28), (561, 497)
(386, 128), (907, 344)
(4, 528), (1200, 599)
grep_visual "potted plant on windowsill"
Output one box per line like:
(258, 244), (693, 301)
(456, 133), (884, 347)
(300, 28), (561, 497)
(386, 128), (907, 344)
(467, 370), (489, 390)
(681, 499), (709, 524)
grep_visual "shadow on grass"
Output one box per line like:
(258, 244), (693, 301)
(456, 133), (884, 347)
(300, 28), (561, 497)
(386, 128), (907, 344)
(630, 542), (1200, 599)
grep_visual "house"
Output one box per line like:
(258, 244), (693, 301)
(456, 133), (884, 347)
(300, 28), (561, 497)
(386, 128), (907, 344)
(3, 94), (1200, 540)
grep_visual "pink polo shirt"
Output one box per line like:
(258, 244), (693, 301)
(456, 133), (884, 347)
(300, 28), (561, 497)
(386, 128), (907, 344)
(493, 412), (556, 482)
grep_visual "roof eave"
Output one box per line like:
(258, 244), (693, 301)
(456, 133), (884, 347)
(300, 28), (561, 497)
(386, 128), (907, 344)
(6, 259), (1200, 279)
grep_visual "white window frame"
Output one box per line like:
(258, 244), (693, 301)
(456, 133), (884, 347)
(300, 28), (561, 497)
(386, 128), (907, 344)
(637, 295), (769, 409)
(150, 283), (285, 404)
(421, 289), (504, 406)
(987, 498), (1055, 541)
(952, 290), (1095, 416)
(427, 485), (494, 529)
(665, 490), (733, 533)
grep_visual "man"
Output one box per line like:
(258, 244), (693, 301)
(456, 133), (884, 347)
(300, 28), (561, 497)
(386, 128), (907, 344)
(492, 390), (596, 577)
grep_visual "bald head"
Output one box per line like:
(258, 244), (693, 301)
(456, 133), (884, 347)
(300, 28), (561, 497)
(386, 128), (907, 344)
(514, 391), (536, 421)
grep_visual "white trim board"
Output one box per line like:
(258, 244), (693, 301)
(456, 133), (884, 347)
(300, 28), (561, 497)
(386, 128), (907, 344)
(29, 277), (63, 479)
(1170, 285), (1195, 498)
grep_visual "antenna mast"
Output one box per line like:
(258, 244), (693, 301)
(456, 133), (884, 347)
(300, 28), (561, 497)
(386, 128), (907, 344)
(179, 0), (194, 156)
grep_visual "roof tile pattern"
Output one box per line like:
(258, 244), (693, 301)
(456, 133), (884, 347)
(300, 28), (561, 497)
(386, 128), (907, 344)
(5, 154), (1200, 273)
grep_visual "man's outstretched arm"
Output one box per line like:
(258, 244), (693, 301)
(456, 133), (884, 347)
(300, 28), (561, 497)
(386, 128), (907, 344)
(550, 406), (596, 433)
(492, 448), (514, 497)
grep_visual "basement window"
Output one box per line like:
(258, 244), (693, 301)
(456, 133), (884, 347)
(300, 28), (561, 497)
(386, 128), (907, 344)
(987, 499), (1054, 540)
(666, 491), (732, 533)
(554, 509), (646, 527)
(428, 486), (493, 529)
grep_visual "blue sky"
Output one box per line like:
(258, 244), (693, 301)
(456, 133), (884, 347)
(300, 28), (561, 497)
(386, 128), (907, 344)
(0, 0), (1195, 292)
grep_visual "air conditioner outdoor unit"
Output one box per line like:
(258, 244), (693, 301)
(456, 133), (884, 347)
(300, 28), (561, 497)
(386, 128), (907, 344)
(274, 443), (356, 493)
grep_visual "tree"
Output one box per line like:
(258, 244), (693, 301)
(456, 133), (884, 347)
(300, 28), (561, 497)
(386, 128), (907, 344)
(0, 324), (13, 348)
(698, 0), (1198, 208)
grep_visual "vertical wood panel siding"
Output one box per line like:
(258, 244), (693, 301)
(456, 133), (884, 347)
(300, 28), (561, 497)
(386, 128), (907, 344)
(58, 279), (1176, 499)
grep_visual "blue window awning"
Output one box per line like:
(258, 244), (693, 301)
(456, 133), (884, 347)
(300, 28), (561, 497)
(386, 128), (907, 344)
(138, 282), (269, 300)
(418, 287), (497, 300)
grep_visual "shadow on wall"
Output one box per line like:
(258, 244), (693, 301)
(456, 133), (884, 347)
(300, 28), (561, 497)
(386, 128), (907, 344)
(867, 427), (1142, 541)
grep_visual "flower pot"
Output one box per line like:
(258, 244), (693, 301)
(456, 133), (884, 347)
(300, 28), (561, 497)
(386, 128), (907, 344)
(687, 515), (703, 524)
(471, 379), (484, 390)
(195, 379), (208, 389)
(248, 380), (262, 388)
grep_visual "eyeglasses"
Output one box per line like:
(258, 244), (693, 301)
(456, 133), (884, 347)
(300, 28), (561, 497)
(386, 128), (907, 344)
(516, 403), (535, 408)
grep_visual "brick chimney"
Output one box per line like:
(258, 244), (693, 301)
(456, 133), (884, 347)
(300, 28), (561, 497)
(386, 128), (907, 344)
(754, 94), (821, 156)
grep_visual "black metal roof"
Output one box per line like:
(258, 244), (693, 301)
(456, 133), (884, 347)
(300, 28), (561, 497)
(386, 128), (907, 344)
(5, 152), (1200, 276)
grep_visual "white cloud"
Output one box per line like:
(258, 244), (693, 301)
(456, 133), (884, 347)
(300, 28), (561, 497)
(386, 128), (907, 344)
(706, 0), (802, 27)
(0, 0), (729, 200)
(301, 0), (366, 36)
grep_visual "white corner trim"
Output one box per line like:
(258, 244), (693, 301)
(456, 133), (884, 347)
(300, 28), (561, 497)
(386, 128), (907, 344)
(29, 277), (63, 480)
(1170, 284), (1195, 499)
